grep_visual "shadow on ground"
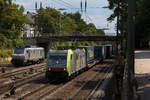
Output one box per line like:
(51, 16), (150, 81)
(136, 73), (150, 100)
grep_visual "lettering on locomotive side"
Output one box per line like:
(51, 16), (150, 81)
(88, 50), (93, 58)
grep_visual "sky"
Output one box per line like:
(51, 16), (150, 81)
(13, 0), (116, 36)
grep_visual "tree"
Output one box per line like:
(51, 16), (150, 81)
(107, 0), (128, 56)
(81, 23), (97, 35)
(61, 16), (77, 35)
(0, 0), (26, 48)
(0, 34), (7, 49)
(107, 0), (128, 35)
(35, 8), (105, 49)
(35, 8), (62, 35)
(64, 12), (88, 32)
(135, 0), (150, 48)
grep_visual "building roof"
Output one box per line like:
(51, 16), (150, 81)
(26, 11), (36, 24)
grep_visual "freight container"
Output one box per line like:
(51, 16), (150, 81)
(94, 46), (103, 60)
(78, 46), (94, 64)
(106, 45), (112, 58)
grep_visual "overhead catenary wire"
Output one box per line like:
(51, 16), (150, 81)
(33, 0), (106, 12)
(86, 14), (99, 27)
(59, 0), (77, 9)
(46, 0), (80, 13)
(25, 0), (110, 29)
(51, 0), (72, 9)
(85, 12), (109, 31)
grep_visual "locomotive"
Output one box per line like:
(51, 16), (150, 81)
(45, 45), (113, 80)
(11, 47), (45, 66)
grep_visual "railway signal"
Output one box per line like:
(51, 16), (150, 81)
(8, 78), (16, 95)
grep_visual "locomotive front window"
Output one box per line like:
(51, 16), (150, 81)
(49, 54), (67, 60)
(13, 49), (24, 54)
(48, 53), (67, 68)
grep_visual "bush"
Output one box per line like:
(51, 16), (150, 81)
(0, 34), (8, 49)
(0, 49), (12, 58)
(0, 51), (9, 58)
(7, 50), (12, 56)
(12, 39), (24, 48)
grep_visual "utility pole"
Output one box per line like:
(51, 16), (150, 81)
(127, 0), (136, 98)
(116, 0), (120, 55)
(128, 0), (136, 74)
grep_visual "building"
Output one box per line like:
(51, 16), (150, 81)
(22, 11), (40, 38)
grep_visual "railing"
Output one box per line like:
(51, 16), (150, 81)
(22, 35), (121, 42)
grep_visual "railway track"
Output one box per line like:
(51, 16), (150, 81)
(71, 61), (114, 99)
(0, 60), (100, 100)
(42, 59), (115, 100)
(1, 78), (65, 100)
(23, 69), (96, 100)
(20, 80), (64, 100)
(0, 73), (45, 95)
(0, 64), (46, 95)
(0, 63), (46, 79)
(0, 59), (115, 100)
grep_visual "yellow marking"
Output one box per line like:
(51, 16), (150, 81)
(88, 50), (93, 58)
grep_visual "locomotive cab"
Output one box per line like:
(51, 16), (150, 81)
(46, 50), (68, 79)
(11, 48), (26, 65)
(11, 47), (45, 66)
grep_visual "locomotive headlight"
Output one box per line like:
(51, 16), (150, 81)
(63, 68), (66, 71)
(48, 68), (51, 71)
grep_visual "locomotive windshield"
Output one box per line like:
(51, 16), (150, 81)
(49, 54), (67, 60)
(48, 53), (67, 68)
(13, 48), (24, 54)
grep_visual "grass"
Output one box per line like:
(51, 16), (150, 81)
(0, 49), (12, 58)
(0, 49), (12, 64)
(0, 58), (10, 64)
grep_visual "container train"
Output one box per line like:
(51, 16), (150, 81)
(45, 45), (113, 80)
(11, 47), (45, 66)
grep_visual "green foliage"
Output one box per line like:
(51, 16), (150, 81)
(0, 49), (12, 58)
(35, 8), (104, 36)
(135, 0), (150, 48)
(0, 33), (7, 49)
(35, 8), (104, 48)
(107, 0), (128, 57)
(61, 16), (77, 35)
(107, 0), (150, 48)
(35, 8), (61, 34)
(12, 38), (24, 48)
(81, 23), (97, 35)
(0, 0), (26, 49)
(50, 41), (102, 50)
(7, 49), (12, 56)
(107, 0), (128, 22)
(107, 0), (128, 36)
(0, 51), (9, 58)
(68, 12), (87, 32)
